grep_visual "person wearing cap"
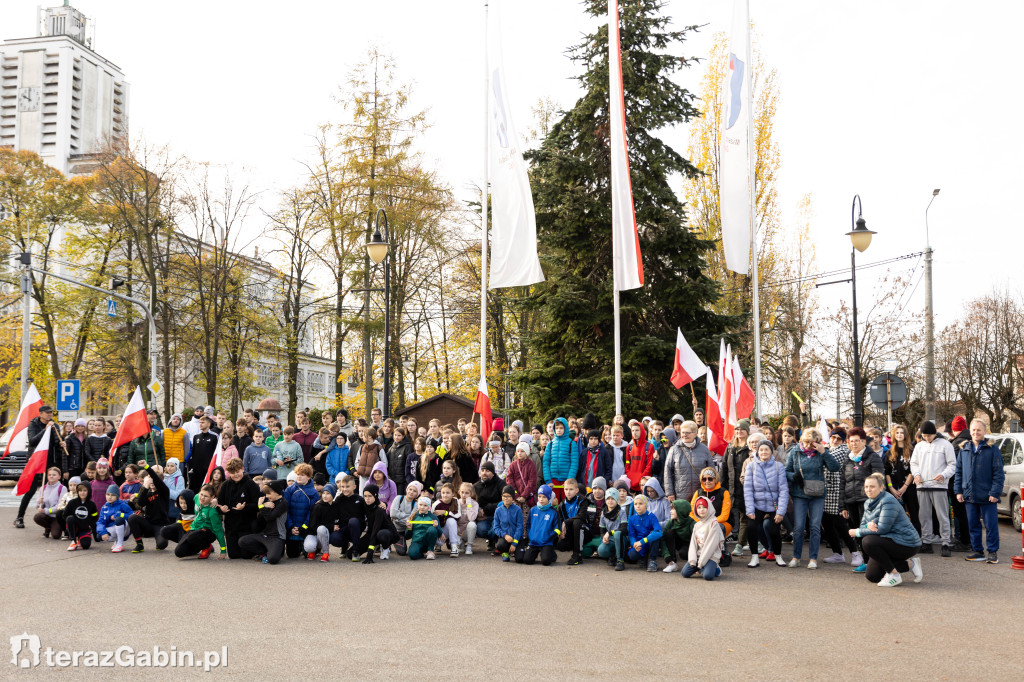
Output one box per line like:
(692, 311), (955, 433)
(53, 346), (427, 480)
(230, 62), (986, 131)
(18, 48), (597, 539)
(96, 483), (134, 552)
(491, 485), (524, 560)
(946, 415), (972, 550)
(515, 484), (559, 565)
(15, 405), (63, 528)
(62, 418), (90, 481)
(954, 419), (1004, 564)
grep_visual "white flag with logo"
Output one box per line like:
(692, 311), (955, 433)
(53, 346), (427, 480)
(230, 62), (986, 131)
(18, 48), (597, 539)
(609, 0), (643, 291)
(488, 0), (544, 289)
(719, 0), (751, 275)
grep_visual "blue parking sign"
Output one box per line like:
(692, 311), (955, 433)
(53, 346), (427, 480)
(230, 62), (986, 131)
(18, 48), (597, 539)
(56, 380), (80, 411)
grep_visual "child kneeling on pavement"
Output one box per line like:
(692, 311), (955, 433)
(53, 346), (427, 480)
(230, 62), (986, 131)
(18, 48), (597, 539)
(682, 497), (724, 580)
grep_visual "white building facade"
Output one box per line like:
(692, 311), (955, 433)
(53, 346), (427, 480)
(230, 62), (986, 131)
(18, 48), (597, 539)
(0, 3), (128, 176)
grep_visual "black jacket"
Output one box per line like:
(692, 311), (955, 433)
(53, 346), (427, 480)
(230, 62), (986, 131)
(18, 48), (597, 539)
(360, 502), (397, 549)
(474, 475), (504, 518)
(189, 432), (219, 476)
(255, 498), (289, 538)
(217, 474), (261, 532)
(64, 495), (98, 532)
(721, 445), (749, 508)
(63, 434), (88, 473)
(387, 440), (412, 490)
(333, 493), (366, 528)
(133, 468), (170, 524)
(84, 434), (112, 463)
(306, 499), (337, 532)
(453, 453), (479, 485)
(27, 417), (61, 471)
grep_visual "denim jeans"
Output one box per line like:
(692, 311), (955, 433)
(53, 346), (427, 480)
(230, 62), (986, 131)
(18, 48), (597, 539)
(682, 560), (720, 580)
(597, 530), (625, 560)
(627, 538), (660, 563)
(965, 502), (999, 553)
(792, 495), (826, 560)
(476, 518), (493, 540)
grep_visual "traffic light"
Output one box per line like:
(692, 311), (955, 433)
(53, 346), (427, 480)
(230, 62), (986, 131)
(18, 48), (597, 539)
(112, 277), (125, 290)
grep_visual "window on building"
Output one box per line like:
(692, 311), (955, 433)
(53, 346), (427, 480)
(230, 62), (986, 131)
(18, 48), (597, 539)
(309, 371), (324, 394)
(295, 369), (304, 391)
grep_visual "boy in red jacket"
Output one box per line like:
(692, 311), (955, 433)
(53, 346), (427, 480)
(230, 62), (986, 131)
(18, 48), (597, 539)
(625, 423), (655, 492)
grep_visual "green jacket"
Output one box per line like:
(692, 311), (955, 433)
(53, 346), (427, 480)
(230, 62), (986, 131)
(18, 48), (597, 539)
(665, 499), (694, 541)
(129, 431), (165, 467)
(405, 511), (439, 544)
(192, 494), (226, 552)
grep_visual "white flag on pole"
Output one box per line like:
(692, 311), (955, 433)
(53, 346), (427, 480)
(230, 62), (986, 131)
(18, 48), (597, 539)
(719, 0), (751, 275)
(609, 0), (643, 292)
(487, 0), (544, 290)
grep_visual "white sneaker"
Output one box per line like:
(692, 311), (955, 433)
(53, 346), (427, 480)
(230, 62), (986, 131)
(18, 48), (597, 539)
(787, 558), (800, 568)
(909, 557), (923, 583)
(747, 556), (759, 568)
(775, 555), (787, 567)
(380, 548), (390, 560)
(662, 561), (678, 573)
(807, 559), (818, 570)
(878, 571), (902, 587)
(850, 551), (864, 567)
(450, 544), (459, 558)
(426, 551), (435, 560)
(823, 552), (846, 564)
(731, 544), (745, 556)
(465, 544), (473, 555)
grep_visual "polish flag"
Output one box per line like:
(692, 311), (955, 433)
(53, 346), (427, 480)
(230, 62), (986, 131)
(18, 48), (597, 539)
(609, 0), (643, 292)
(14, 426), (50, 496)
(204, 436), (225, 484)
(704, 368), (728, 456)
(2, 383), (42, 460)
(670, 328), (706, 390)
(732, 355), (756, 420)
(473, 379), (493, 443)
(110, 387), (150, 451)
(721, 345), (736, 442)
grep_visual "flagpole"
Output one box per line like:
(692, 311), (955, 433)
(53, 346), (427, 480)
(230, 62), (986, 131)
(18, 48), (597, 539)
(745, 0), (762, 421)
(614, 289), (622, 415)
(481, 0), (489, 397)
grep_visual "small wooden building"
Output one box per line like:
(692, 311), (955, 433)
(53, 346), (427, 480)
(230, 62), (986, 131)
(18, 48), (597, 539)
(394, 393), (504, 428)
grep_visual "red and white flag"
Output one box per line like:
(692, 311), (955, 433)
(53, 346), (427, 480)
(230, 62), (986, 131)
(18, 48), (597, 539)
(473, 379), (493, 444)
(110, 387), (150, 451)
(670, 328), (706, 389)
(609, 0), (643, 292)
(204, 436), (225, 484)
(2, 384), (42, 460)
(720, 344), (736, 441)
(14, 425), (50, 496)
(732, 354), (756, 420)
(704, 368), (728, 456)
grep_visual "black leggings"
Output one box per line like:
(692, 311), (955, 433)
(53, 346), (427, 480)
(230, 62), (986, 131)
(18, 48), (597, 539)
(238, 534), (286, 564)
(555, 518), (590, 556)
(156, 523), (186, 550)
(846, 501), (866, 550)
(127, 515), (161, 542)
(65, 516), (93, 548)
(33, 512), (63, 538)
(17, 475), (43, 519)
(494, 537), (518, 554)
(174, 529), (217, 558)
(862, 534), (918, 582)
(663, 529), (690, 563)
(285, 537), (307, 559)
(515, 544), (556, 565)
(745, 510), (782, 555)
(329, 518), (363, 552)
(823, 512), (857, 554)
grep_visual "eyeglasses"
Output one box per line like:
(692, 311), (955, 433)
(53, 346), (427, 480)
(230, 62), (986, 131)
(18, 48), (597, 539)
(700, 477), (715, 482)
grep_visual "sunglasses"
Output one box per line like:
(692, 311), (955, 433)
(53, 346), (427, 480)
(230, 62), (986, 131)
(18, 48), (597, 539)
(700, 477), (715, 482)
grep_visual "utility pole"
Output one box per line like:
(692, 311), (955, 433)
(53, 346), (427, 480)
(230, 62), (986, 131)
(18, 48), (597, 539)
(924, 189), (940, 422)
(835, 340), (840, 421)
(19, 249), (31, 404)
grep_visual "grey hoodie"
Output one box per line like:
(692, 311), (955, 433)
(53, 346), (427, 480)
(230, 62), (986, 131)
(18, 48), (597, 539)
(389, 494), (417, 530)
(643, 478), (671, 529)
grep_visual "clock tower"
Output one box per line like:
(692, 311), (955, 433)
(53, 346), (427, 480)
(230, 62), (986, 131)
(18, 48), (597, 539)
(0, 2), (129, 176)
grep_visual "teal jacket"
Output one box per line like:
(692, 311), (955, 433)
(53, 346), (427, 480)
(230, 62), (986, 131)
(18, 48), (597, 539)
(857, 490), (921, 548)
(785, 446), (841, 500)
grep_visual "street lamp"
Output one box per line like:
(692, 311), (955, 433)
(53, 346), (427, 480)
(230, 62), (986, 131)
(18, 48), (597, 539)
(924, 188), (940, 421)
(366, 208), (391, 418)
(845, 194), (874, 426)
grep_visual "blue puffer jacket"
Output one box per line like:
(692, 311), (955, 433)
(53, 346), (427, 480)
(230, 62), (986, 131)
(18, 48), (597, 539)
(627, 508), (663, 555)
(858, 490), (921, 548)
(954, 440), (1005, 504)
(744, 458), (790, 514)
(526, 502), (559, 547)
(492, 502), (524, 543)
(326, 443), (350, 480)
(97, 499), (134, 536)
(284, 480), (319, 535)
(543, 418), (579, 483)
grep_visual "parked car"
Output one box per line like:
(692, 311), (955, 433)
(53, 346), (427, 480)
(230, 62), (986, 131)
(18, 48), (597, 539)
(0, 428), (29, 482)
(986, 432), (1024, 532)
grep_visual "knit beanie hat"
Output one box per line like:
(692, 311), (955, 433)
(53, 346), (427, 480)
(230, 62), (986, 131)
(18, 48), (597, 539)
(502, 485), (516, 497)
(262, 468), (278, 481)
(921, 421), (937, 435)
(515, 442), (530, 456)
(492, 418), (505, 432)
(97, 458), (109, 468)
(267, 479), (287, 495)
(591, 476), (607, 491)
(323, 483), (337, 498)
(68, 476), (81, 487)
(480, 461), (496, 473)
(737, 419), (751, 432)
(518, 434), (533, 444)
(511, 420), (524, 433)
(951, 416), (967, 432)
(587, 428), (601, 440)
(606, 488), (620, 503)
(106, 484), (119, 496)
(74, 418), (87, 427)
(313, 472), (327, 486)
(614, 479), (630, 494)
(417, 495), (432, 508)
(363, 483), (380, 503)
(538, 484), (553, 500)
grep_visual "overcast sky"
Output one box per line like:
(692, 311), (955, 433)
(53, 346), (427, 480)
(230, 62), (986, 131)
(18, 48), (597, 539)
(3, 0), (1021, 334)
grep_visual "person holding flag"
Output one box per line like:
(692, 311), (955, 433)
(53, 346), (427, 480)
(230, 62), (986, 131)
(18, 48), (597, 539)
(14, 404), (62, 529)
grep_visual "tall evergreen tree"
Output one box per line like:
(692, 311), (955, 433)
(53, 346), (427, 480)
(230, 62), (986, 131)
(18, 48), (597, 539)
(519, 0), (737, 421)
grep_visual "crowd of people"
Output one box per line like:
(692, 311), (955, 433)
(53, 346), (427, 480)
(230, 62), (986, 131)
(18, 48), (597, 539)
(12, 402), (1006, 586)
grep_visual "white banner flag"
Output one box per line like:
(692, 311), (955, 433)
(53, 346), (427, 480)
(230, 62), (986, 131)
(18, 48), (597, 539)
(719, 0), (752, 275)
(487, 0), (544, 289)
(609, 0), (643, 292)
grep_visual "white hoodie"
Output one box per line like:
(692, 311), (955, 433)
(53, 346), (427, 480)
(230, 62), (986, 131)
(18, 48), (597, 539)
(909, 436), (956, 489)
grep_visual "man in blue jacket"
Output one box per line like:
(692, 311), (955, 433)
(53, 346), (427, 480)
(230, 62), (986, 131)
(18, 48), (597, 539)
(954, 419), (1004, 564)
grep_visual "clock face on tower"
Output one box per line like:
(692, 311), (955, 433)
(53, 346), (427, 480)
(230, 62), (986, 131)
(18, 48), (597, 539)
(18, 86), (41, 112)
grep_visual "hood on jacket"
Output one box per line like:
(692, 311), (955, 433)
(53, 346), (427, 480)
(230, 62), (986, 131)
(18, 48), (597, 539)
(671, 414), (685, 425)
(629, 423), (649, 451)
(370, 460), (390, 482)
(672, 498), (692, 519)
(553, 417), (571, 442)
(661, 427), (678, 448)
(167, 414), (183, 431)
(177, 489), (196, 515)
(643, 477), (665, 500)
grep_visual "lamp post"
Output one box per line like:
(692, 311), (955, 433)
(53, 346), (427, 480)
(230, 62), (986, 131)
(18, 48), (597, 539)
(924, 188), (940, 422)
(846, 195), (875, 427)
(366, 209), (391, 418)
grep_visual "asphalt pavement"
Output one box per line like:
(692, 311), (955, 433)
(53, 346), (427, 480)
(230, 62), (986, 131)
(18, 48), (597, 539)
(0, 498), (1021, 680)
